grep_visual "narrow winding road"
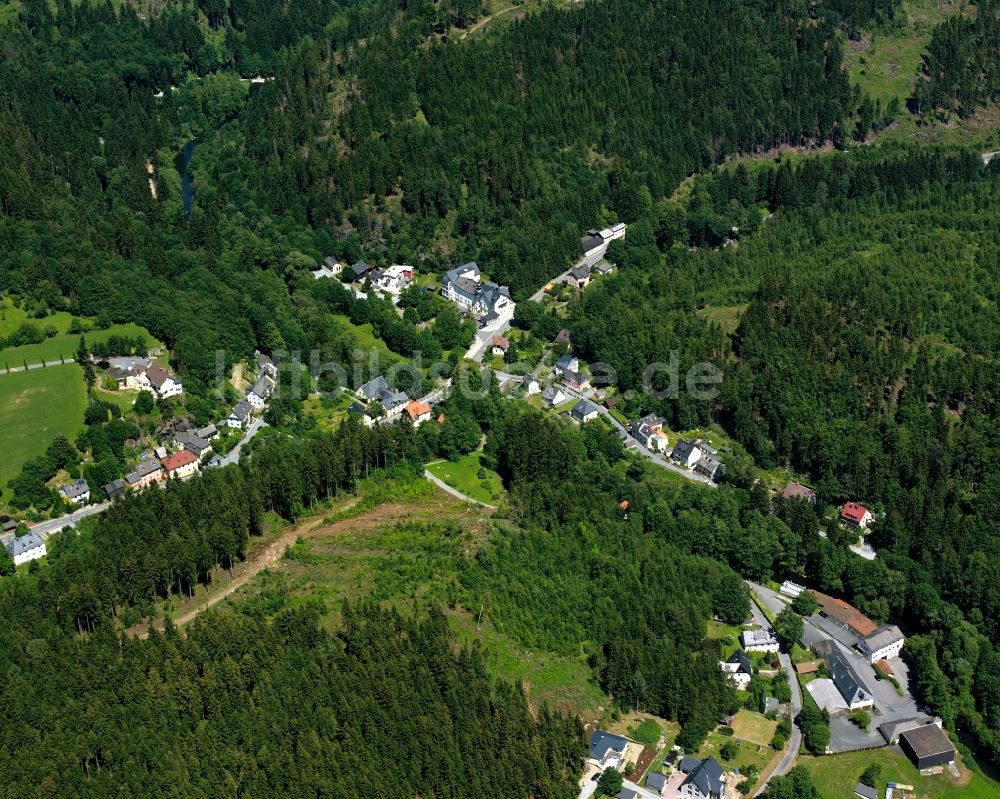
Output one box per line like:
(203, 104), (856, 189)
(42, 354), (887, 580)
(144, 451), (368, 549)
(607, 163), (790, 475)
(423, 467), (498, 509)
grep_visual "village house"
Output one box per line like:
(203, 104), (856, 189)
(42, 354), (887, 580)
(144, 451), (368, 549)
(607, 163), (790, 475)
(840, 502), (874, 529)
(161, 449), (200, 480)
(247, 374), (275, 411)
(312, 257), (343, 279)
(174, 431), (212, 460)
(592, 259), (615, 277)
(857, 624), (905, 664)
(380, 390), (410, 418)
(678, 756), (726, 799)
(813, 639), (874, 711)
(630, 414), (669, 452)
(553, 354), (579, 377)
(779, 580), (806, 599)
(124, 458), (164, 491)
(587, 730), (629, 770)
(102, 479), (126, 500)
(58, 479), (91, 505)
(195, 423), (218, 440)
(571, 398), (601, 423)
(350, 261), (374, 280)
(695, 449), (724, 481)
(566, 264), (592, 289)
(256, 351), (278, 379)
(741, 629), (780, 653)
(5, 532), (46, 566)
(541, 385), (569, 407)
(560, 369), (590, 391)
(782, 481), (817, 504)
(719, 650), (753, 690)
(645, 772), (668, 796)
(226, 401), (254, 430)
(357, 375), (389, 402)
(140, 363), (184, 399)
(671, 439), (703, 469)
(521, 376), (541, 396)
(491, 336), (509, 357)
(405, 399), (432, 426)
(441, 263), (514, 320)
(369, 264), (414, 296)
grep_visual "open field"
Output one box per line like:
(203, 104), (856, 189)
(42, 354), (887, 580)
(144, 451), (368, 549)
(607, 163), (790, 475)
(426, 452), (505, 505)
(695, 304), (747, 336)
(0, 365), (87, 501)
(0, 323), (160, 368)
(801, 749), (1000, 799)
(730, 710), (778, 747)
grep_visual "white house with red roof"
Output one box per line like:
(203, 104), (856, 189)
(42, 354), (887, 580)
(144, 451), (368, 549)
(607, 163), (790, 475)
(840, 502), (873, 529)
(129, 362), (183, 399)
(161, 449), (200, 481)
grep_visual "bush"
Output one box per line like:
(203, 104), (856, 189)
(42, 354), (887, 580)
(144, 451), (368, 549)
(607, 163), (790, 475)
(597, 768), (623, 797)
(720, 740), (739, 761)
(859, 763), (881, 788)
(771, 731), (785, 750)
(631, 718), (661, 749)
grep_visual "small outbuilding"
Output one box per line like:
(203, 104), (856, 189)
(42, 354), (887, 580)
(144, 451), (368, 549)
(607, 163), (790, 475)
(900, 724), (956, 770)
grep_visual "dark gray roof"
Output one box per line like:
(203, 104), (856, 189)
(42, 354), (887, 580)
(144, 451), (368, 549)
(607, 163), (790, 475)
(231, 401), (253, 418)
(616, 790), (639, 799)
(645, 772), (668, 792)
(351, 261), (371, 276)
(126, 457), (163, 483)
(683, 755), (724, 797)
(671, 439), (700, 464)
(358, 375), (389, 400)
(59, 479), (90, 500)
(588, 730), (628, 761)
(571, 399), (600, 420)
(679, 756), (702, 773)
(862, 624), (904, 651)
(249, 375), (274, 399)
(727, 649), (752, 674)
(581, 234), (604, 253)
(379, 390), (409, 412)
(823, 642), (870, 706)
(5, 532), (45, 558)
(570, 265), (591, 280)
(103, 479), (125, 499)
(900, 724), (954, 759)
(555, 354), (577, 372)
(176, 430), (211, 452)
(853, 783), (877, 799)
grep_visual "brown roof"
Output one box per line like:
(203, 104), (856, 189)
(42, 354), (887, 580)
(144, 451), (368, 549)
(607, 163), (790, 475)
(161, 450), (198, 472)
(811, 590), (878, 636)
(795, 660), (820, 675)
(875, 659), (894, 677)
(145, 363), (172, 389)
(491, 336), (509, 349)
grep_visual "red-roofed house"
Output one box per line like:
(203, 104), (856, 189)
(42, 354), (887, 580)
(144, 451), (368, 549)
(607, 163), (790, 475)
(491, 336), (509, 356)
(405, 400), (432, 426)
(840, 502), (873, 529)
(161, 449), (200, 480)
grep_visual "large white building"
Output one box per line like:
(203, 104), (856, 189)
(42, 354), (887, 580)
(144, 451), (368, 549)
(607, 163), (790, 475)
(5, 532), (47, 566)
(857, 624), (905, 663)
(441, 263), (514, 320)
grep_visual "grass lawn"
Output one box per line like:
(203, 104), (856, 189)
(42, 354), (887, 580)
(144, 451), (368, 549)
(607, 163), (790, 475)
(729, 710), (777, 747)
(0, 323), (160, 368)
(427, 452), (505, 505)
(698, 728), (773, 777)
(801, 749), (1000, 799)
(0, 365), (87, 503)
(0, 297), (79, 338)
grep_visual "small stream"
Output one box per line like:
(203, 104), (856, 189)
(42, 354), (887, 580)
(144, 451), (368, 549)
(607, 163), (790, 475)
(173, 139), (198, 215)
